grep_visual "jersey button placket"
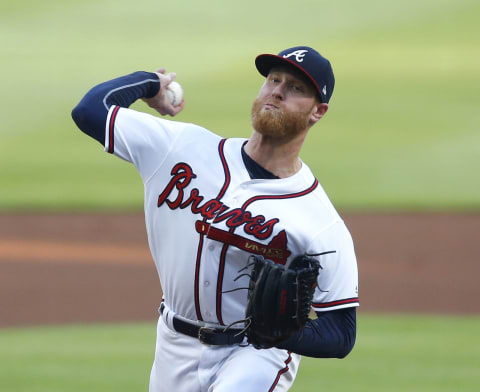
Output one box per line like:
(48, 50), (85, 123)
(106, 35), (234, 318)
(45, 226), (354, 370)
(201, 240), (215, 317)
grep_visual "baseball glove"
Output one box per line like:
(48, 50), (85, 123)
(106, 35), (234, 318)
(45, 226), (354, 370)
(244, 254), (320, 349)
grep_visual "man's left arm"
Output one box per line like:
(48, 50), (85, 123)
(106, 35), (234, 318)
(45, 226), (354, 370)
(278, 220), (359, 358)
(275, 307), (356, 358)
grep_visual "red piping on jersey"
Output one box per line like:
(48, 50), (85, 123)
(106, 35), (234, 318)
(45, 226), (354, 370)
(107, 105), (120, 154)
(312, 297), (359, 309)
(216, 178), (319, 325)
(242, 178), (319, 209)
(193, 139), (230, 321)
(216, 139), (231, 199)
(268, 352), (292, 392)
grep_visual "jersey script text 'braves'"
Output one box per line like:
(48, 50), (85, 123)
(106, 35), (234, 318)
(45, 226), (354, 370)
(157, 162), (292, 264)
(157, 162), (279, 240)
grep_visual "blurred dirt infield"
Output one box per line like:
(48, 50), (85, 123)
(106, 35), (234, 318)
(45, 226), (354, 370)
(0, 213), (478, 327)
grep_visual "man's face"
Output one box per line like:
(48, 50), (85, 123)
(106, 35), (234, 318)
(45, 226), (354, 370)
(251, 67), (319, 141)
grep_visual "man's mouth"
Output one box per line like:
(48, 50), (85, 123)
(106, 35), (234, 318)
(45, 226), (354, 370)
(263, 103), (279, 110)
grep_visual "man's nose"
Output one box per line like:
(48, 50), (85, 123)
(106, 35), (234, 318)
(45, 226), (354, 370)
(271, 83), (285, 100)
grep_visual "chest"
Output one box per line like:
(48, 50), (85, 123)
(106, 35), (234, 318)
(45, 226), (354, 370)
(146, 158), (320, 266)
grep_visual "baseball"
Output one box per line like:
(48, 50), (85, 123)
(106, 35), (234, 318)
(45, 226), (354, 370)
(166, 81), (183, 106)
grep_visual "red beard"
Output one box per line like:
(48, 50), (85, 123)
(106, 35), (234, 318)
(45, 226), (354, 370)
(250, 97), (312, 142)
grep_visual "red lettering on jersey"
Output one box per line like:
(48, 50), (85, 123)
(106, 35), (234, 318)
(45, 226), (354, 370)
(157, 163), (283, 242)
(201, 200), (227, 219)
(157, 163), (196, 208)
(180, 188), (205, 214)
(214, 209), (244, 225)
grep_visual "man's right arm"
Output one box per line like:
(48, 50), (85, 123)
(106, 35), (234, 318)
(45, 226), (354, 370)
(72, 69), (184, 145)
(71, 71), (162, 145)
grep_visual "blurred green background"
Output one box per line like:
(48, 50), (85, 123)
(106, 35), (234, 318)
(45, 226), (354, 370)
(1, 1), (479, 391)
(1, 0), (479, 211)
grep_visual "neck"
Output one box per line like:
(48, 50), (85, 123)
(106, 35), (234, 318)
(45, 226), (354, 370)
(244, 130), (308, 178)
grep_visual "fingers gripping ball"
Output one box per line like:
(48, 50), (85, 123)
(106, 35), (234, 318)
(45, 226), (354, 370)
(166, 81), (183, 106)
(244, 255), (320, 349)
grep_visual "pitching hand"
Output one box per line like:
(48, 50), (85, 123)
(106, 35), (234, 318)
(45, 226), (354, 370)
(143, 68), (185, 116)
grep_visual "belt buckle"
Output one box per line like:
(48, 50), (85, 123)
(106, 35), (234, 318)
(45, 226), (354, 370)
(198, 327), (219, 345)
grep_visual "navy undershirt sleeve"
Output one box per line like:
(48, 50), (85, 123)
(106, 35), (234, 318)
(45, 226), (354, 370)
(275, 307), (356, 358)
(71, 71), (160, 145)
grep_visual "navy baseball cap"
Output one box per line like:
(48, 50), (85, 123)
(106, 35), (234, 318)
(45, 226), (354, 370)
(255, 46), (335, 103)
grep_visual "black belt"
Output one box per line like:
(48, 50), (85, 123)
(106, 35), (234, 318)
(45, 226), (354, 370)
(160, 304), (245, 346)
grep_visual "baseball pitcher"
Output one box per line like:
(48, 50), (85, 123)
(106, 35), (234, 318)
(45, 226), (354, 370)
(72, 46), (359, 391)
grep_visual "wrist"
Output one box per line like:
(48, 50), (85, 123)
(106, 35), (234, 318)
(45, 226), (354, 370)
(142, 71), (161, 98)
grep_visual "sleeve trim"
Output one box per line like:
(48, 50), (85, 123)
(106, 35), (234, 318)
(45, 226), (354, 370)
(105, 105), (121, 154)
(312, 297), (359, 310)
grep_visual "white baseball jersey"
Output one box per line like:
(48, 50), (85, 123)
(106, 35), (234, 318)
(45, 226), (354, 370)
(105, 105), (359, 327)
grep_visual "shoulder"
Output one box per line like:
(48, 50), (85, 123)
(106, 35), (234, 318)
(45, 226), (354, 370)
(296, 162), (343, 226)
(112, 106), (222, 140)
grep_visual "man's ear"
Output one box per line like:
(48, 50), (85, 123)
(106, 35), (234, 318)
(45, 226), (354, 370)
(310, 103), (329, 124)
